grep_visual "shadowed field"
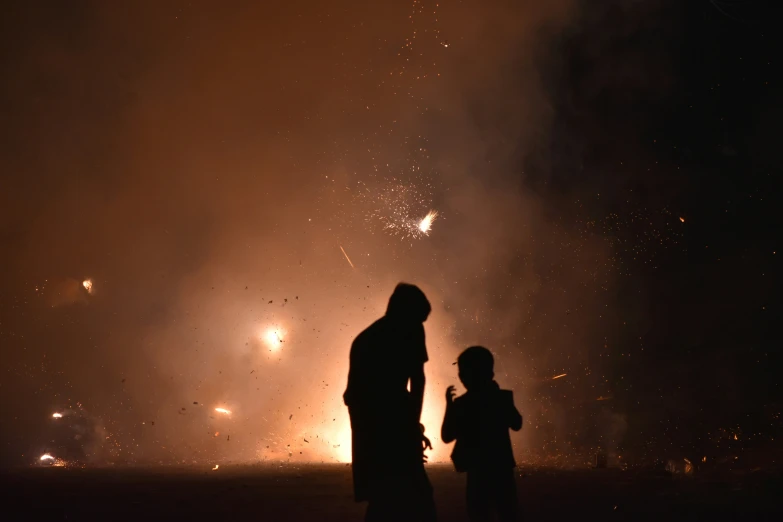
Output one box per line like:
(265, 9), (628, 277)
(3, 464), (781, 521)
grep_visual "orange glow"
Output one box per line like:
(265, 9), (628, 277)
(262, 326), (285, 351)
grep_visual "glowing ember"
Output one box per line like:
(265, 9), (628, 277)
(417, 210), (438, 234)
(262, 327), (285, 350)
(212, 464), (219, 471)
(551, 373), (567, 380)
(40, 454), (54, 461)
(82, 279), (93, 293)
(214, 407), (231, 415)
(52, 412), (63, 419)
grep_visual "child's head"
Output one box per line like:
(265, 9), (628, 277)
(457, 346), (494, 389)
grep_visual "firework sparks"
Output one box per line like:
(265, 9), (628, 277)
(40, 454), (54, 461)
(215, 407), (231, 415)
(52, 412), (63, 419)
(350, 180), (438, 240)
(339, 245), (355, 269)
(417, 210), (438, 234)
(551, 373), (567, 380)
(82, 279), (93, 293)
(212, 464), (219, 471)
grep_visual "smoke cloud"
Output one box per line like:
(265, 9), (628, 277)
(1, 0), (671, 467)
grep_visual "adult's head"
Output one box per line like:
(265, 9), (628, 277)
(385, 283), (431, 323)
(457, 346), (495, 390)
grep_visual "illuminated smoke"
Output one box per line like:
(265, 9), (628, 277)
(417, 210), (438, 234)
(82, 279), (93, 294)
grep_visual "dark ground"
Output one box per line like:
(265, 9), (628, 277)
(3, 464), (781, 521)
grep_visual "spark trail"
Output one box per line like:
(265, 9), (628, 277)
(339, 245), (355, 269)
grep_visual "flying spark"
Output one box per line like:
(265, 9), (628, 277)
(40, 454), (54, 461)
(551, 373), (567, 380)
(679, 217), (685, 223)
(215, 408), (231, 415)
(417, 210), (438, 234)
(212, 464), (219, 471)
(82, 279), (93, 293)
(52, 413), (63, 419)
(339, 245), (355, 269)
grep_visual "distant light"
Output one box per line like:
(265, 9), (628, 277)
(52, 413), (63, 419)
(262, 327), (285, 350)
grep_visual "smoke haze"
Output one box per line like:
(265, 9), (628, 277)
(2, 0), (695, 468)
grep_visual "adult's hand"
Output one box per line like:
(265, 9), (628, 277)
(422, 433), (433, 451)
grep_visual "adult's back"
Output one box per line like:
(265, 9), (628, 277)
(343, 283), (436, 522)
(344, 315), (427, 414)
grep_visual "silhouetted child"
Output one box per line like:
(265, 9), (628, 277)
(441, 346), (523, 522)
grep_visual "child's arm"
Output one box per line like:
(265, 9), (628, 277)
(507, 391), (523, 431)
(441, 386), (459, 443)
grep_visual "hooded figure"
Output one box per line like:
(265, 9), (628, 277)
(344, 283), (436, 522)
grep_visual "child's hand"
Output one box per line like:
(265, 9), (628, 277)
(445, 385), (457, 405)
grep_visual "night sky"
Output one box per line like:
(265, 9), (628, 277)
(0, 1), (779, 469)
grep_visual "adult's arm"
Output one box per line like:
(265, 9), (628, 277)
(410, 365), (425, 422)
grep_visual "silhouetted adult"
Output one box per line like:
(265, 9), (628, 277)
(344, 283), (437, 522)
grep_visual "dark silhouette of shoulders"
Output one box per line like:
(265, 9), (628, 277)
(344, 317), (427, 411)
